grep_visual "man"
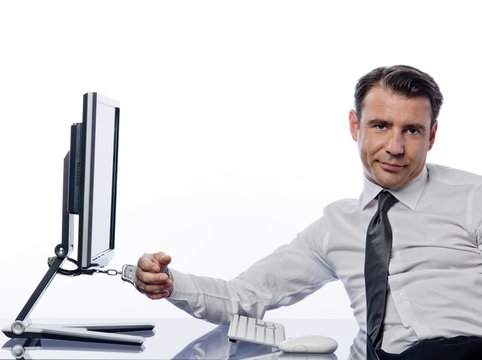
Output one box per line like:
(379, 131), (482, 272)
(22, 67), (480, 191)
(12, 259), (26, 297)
(134, 65), (482, 360)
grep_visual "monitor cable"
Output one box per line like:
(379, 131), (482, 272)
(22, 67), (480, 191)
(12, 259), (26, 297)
(47, 256), (96, 276)
(46, 256), (137, 288)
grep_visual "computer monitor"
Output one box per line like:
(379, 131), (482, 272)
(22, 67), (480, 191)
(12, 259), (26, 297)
(70, 93), (120, 269)
(3, 93), (153, 346)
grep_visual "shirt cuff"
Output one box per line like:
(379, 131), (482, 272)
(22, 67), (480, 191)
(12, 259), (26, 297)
(168, 268), (198, 300)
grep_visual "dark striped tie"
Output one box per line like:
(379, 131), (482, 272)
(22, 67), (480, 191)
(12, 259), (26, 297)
(365, 191), (398, 360)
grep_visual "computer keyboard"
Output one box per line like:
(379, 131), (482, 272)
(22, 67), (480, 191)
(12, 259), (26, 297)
(227, 315), (286, 347)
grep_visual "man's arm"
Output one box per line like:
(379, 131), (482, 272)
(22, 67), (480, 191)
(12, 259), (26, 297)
(133, 218), (338, 325)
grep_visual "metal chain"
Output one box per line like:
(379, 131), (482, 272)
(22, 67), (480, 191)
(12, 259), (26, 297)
(93, 268), (121, 276)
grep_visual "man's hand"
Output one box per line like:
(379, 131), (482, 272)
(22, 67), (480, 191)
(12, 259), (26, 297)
(136, 252), (173, 300)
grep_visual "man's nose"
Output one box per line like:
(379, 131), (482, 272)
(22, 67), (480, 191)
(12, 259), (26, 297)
(385, 132), (404, 155)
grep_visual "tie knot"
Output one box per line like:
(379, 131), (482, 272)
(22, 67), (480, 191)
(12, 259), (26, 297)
(377, 191), (398, 213)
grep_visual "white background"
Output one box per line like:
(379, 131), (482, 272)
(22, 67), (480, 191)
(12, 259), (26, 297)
(1, 1), (482, 323)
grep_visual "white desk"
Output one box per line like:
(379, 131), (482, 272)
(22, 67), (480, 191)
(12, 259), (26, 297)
(1, 318), (359, 360)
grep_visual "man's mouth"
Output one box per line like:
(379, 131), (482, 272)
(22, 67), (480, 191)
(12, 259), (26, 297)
(379, 161), (405, 171)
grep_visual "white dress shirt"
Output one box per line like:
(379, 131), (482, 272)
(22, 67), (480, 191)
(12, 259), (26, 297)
(167, 163), (482, 359)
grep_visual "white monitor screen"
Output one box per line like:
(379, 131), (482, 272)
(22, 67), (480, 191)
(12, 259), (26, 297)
(79, 93), (120, 269)
(90, 101), (117, 260)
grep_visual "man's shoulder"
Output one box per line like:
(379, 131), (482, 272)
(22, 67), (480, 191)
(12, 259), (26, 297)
(323, 197), (359, 214)
(427, 163), (482, 186)
(301, 197), (359, 234)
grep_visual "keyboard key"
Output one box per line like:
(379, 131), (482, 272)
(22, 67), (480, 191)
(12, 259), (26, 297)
(227, 315), (286, 347)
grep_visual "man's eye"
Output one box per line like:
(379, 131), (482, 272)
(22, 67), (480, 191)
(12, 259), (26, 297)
(375, 124), (386, 130)
(407, 128), (419, 135)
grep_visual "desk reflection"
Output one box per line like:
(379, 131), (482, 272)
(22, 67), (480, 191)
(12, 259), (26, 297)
(174, 324), (337, 360)
(3, 337), (146, 359)
(2, 318), (357, 359)
(2, 329), (155, 359)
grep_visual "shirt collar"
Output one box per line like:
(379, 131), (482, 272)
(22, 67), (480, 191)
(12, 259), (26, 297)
(360, 166), (428, 210)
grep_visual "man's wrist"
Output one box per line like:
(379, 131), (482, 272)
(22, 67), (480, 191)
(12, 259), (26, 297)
(163, 267), (173, 296)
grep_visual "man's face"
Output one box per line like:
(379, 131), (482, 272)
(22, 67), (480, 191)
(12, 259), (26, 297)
(349, 86), (438, 190)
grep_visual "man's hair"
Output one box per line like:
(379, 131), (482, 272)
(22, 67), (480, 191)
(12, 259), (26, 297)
(354, 65), (443, 126)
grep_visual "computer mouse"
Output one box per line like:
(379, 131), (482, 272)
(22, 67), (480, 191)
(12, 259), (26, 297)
(278, 335), (338, 353)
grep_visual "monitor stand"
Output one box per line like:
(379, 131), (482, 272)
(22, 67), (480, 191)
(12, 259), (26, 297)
(2, 250), (154, 346)
(2, 154), (154, 346)
(2, 322), (152, 346)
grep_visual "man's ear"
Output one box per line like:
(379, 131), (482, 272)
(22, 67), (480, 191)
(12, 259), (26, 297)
(428, 121), (438, 150)
(349, 109), (359, 141)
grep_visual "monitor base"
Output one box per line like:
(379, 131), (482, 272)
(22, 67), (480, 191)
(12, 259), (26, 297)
(3, 320), (154, 345)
